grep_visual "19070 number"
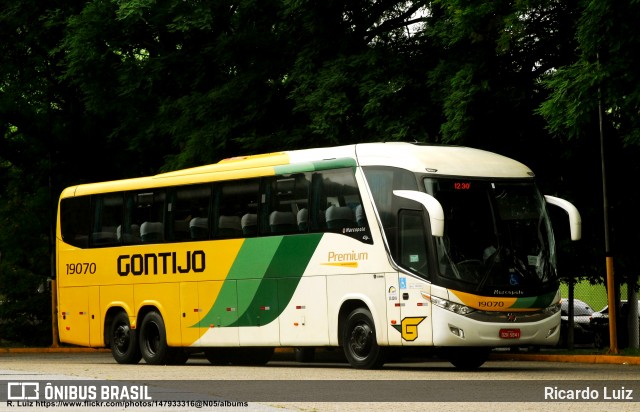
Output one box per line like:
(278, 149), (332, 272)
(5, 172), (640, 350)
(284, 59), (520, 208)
(478, 301), (504, 308)
(65, 262), (96, 275)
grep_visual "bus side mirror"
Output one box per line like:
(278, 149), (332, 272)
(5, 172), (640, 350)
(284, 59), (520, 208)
(544, 195), (582, 241)
(393, 190), (444, 237)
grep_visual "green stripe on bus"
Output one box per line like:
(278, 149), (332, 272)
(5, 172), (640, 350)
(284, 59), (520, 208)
(194, 234), (323, 328)
(510, 290), (557, 309)
(274, 158), (357, 174)
(233, 234), (323, 327)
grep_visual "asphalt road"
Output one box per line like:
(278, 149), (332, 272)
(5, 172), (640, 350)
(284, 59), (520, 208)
(1, 350), (639, 412)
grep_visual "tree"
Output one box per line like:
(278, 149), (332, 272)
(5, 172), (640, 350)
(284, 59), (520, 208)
(538, 0), (640, 285)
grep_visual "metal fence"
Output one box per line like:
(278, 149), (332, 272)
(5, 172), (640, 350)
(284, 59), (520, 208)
(561, 279), (639, 350)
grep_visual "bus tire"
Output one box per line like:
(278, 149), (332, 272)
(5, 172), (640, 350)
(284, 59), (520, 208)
(342, 307), (385, 369)
(110, 311), (142, 364)
(139, 311), (172, 365)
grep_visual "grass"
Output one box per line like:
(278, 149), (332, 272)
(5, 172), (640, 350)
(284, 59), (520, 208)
(559, 280), (630, 311)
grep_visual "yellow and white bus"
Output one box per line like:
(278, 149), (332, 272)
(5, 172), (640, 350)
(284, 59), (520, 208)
(55, 142), (581, 369)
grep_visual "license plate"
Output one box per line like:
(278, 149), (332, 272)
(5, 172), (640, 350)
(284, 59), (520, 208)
(499, 328), (521, 339)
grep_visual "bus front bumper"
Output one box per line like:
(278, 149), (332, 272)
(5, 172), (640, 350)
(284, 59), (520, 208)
(431, 306), (561, 347)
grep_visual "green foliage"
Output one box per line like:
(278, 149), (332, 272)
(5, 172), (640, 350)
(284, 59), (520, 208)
(0, 168), (52, 346)
(539, 0), (640, 146)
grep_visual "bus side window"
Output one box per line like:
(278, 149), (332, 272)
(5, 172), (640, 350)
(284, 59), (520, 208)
(297, 208), (309, 231)
(217, 179), (259, 238)
(265, 174), (307, 235)
(313, 169), (361, 234)
(325, 205), (354, 230)
(128, 190), (166, 244)
(140, 221), (164, 243)
(91, 193), (122, 247)
(355, 205), (366, 227)
(169, 184), (212, 241)
(241, 213), (257, 236)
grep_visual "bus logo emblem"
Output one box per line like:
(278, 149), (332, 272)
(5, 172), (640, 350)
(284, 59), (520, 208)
(392, 317), (426, 341)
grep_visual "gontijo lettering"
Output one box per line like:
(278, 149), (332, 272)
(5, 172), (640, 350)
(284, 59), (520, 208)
(117, 250), (205, 276)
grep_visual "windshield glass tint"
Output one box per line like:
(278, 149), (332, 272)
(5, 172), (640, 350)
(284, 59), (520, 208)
(424, 178), (557, 293)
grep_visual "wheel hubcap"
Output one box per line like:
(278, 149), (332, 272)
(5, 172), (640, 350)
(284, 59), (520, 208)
(114, 324), (130, 352)
(349, 323), (372, 359)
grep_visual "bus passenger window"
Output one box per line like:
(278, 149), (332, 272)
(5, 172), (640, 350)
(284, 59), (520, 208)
(241, 213), (257, 236)
(140, 221), (163, 243)
(218, 215), (242, 237)
(117, 224), (140, 243)
(325, 205), (355, 230)
(297, 209), (309, 232)
(127, 191), (166, 244)
(269, 211), (296, 233)
(91, 193), (123, 247)
(189, 217), (209, 239)
(168, 184), (211, 242)
(355, 205), (366, 227)
(217, 179), (259, 238)
(265, 173), (309, 236)
(308, 168), (372, 243)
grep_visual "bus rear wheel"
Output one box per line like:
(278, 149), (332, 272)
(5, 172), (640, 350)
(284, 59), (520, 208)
(110, 311), (142, 364)
(139, 310), (175, 365)
(342, 307), (385, 369)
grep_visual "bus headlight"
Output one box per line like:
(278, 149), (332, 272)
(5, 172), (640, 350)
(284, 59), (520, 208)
(423, 293), (475, 315)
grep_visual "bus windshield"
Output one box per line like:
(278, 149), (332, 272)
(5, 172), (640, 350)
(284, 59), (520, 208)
(424, 178), (557, 294)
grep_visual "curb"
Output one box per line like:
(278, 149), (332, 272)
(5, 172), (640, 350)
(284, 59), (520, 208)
(489, 352), (640, 365)
(0, 347), (110, 353)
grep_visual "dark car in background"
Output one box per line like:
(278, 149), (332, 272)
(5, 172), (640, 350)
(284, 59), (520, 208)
(590, 300), (640, 349)
(558, 299), (595, 347)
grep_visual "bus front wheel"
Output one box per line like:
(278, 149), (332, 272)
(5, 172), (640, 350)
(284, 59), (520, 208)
(110, 311), (142, 364)
(342, 307), (385, 369)
(139, 311), (173, 365)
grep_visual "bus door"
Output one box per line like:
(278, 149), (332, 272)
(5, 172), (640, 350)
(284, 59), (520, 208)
(384, 273), (433, 346)
(384, 273), (403, 345)
(396, 209), (433, 346)
(398, 275), (432, 346)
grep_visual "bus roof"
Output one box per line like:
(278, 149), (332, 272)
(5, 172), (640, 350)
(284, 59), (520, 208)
(61, 142), (533, 197)
(353, 142), (533, 178)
